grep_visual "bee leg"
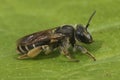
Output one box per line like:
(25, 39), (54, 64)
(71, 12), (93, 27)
(86, 51), (96, 61)
(65, 53), (79, 62)
(17, 54), (29, 59)
(75, 45), (96, 61)
(44, 46), (52, 55)
(18, 47), (42, 59)
(59, 46), (79, 62)
(62, 50), (79, 62)
(27, 47), (42, 58)
(60, 38), (79, 62)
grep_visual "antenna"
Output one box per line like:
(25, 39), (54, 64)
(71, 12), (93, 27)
(86, 11), (96, 29)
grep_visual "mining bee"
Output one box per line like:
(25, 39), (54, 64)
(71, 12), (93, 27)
(16, 11), (96, 62)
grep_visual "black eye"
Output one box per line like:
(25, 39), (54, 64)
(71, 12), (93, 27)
(80, 33), (84, 36)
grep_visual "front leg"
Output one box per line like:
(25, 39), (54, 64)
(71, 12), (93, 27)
(75, 45), (96, 61)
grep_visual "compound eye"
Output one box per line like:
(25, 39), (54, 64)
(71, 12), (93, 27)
(80, 33), (84, 36)
(76, 30), (83, 36)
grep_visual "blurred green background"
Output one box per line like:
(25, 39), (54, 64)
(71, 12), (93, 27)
(0, 0), (120, 80)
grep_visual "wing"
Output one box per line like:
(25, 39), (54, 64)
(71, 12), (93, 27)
(17, 27), (65, 46)
(17, 28), (54, 46)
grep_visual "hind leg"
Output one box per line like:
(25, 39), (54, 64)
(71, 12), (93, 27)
(27, 47), (42, 58)
(18, 46), (42, 59)
(17, 54), (29, 59)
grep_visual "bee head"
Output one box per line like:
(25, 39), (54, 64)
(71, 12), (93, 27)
(75, 11), (96, 44)
(75, 24), (93, 44)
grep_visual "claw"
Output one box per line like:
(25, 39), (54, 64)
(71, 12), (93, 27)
(86, 52), (96, 61)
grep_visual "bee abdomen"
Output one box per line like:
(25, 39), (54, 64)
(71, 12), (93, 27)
(17, 40), (50, 54)
(17, 44), (38, 54)
(17, 45), (28, 54)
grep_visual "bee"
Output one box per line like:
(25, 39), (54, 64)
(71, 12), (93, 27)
(16, 11), (96, 62)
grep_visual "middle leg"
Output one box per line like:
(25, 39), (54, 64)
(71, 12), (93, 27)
(59, 38), (79, 62)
